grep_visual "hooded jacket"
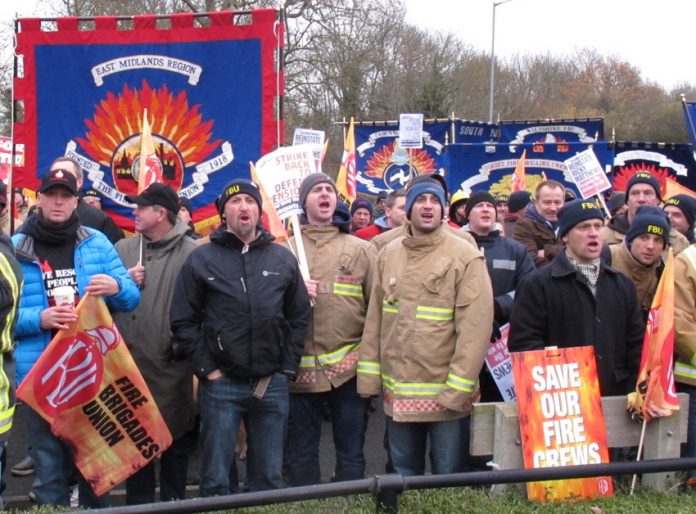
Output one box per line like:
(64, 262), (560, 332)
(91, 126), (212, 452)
(170, 226), (311, 380)
(287, 220), (376, 393)
(114, 219), (197, 440)
(357, 224), (493, 422)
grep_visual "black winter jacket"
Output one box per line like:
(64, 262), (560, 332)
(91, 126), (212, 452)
(508, 250), (644, 396)
(170, 226), (311, 379)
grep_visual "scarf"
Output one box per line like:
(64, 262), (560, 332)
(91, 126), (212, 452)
(26, 211), (80, 245)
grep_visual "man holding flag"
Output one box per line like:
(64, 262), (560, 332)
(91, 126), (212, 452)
(11, 168), (140, 507)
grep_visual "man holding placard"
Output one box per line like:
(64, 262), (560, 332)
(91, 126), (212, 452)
(357, 178), (493, 475)
(285, 173), (376, 486)
(509, 199), (644, 396)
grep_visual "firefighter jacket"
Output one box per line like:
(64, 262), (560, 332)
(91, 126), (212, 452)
(288, 224), (377, 393)
(357, 224), (494, 422)
(674, 244), (696, 387)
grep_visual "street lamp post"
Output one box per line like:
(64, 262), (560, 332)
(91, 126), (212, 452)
(488, 0), (514, 123)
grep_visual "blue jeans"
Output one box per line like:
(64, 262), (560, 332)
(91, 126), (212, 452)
(387, 416), (464, 476)
(199, 373), (288, 495)
(287, 378), (369, 485)
(26, 407), (110, 508)
(678, 383), (696, 479)
(125, 434), (190, 504)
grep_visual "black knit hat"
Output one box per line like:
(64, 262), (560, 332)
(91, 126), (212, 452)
(558, 199), (604, 238)
(217, 178), (262, 215)
(626, 206), (670, 247)
(626, 171), (662, 200)
(465, 191), (497, 218)
(350, 197), (373, 217)
(298, 173), (337, 208)
(664, 194), (696, 231)
(507, 190), (532, 214)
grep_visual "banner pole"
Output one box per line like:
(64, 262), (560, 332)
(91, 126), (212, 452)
(630, 418), (648, 495)
(595, 193), (610, 219)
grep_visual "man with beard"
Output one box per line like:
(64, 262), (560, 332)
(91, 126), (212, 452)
(12, 168), (139, 508)
(170, 178), (310, 495)
(285, 173), (376, 486)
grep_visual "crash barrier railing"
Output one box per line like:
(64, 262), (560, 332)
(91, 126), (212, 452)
(72, 457), (696, 514)
(71, 394), (691, 514)
(470, 393), (689, 494)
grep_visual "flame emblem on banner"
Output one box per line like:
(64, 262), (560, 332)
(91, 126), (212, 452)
(75, 80), (222, 196)
(612, 164), (670, 193)
(364, 141), (437, 189)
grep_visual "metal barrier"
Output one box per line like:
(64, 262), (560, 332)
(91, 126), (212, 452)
(72, 456), (696, 514)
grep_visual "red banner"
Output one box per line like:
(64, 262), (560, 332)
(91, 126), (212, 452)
(17, 295), (171, 495)
(511, 346), (613, 501)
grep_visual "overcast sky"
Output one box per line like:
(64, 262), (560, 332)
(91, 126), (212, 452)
(2, 0), (694, 91)
(403, 0), (696, 91)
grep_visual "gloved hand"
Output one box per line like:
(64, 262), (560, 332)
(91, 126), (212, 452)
(627, 391), (644, 422)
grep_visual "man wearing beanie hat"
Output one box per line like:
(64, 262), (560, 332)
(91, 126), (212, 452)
(509, 198), (644, 397)
(664, 194), (696, 244)
(502, 190), (531, 236)
(12, 163), (140, 507)
(512, 180), (566, 267)
(603, 171), (688, 259)
(609, 205), (669, 318)
(370, 180), (477, 251)
(494, 192), (509, 220)
(285, 173), (377, 487)
(114, 182), (197, 504)
(462, 190), (533, 404)
(170, 177), (310, 495)
(358, 178), (494, 477)
(350, 197), (373, 232)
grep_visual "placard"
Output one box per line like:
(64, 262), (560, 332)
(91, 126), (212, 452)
(511, 346), (613, 501)
(399, 113), (424, 149)
(564, 148), (612, 199)
(485, 323), (516, 401)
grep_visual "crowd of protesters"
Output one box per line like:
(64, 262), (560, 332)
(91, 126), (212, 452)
(0, 158), (696, 508)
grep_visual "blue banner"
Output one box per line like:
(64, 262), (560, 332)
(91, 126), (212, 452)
(445, 141), (614, 197)
(355, 121), (449, 195)
(452, 120), (499, 143)
(612, 141), (696, 193)
(682, 100), (696, 149)
(498, 118), (604, 146)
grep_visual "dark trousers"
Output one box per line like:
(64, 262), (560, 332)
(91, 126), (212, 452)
(125, 435), (190, 504)
(287, 378), (368, 485)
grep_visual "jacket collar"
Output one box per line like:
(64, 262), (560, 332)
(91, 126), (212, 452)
(300, 224), (340, 241)
(402, 222), (447, 250)
(550, 249), (617, 279)
(142, 218), (189, 252)
(14, 225), (93, 263)
(209, 225), (273, 249)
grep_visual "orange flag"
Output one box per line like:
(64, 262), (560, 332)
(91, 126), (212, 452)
(249, 161), (288, 243)
(17, 295), (172, 495)
(664, 177), (696, 200)
(336, 117), (357, 205)
(636, 248), (680, 421)
(137, 109), (163, 193)
(511, 149), (527, 192)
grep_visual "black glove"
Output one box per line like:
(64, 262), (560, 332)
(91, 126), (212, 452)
(490, 322), (502, 343)
(165, 339), (188, 363)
